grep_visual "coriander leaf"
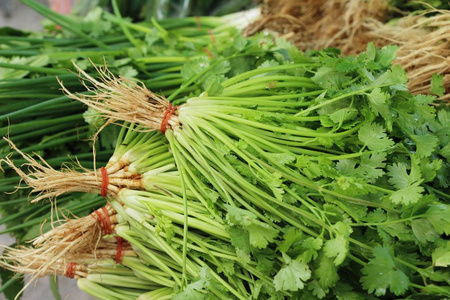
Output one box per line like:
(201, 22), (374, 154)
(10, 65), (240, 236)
(118, 66), (138, 78)
(420, 157), (442, 182)
(266, 153), (296, 166)
(315, 253), (339, 290)
(366, 88), (391, 122)
(440, 143), (450, 160)
(366, 42), (376, 61)
(432, 241), (450, 267)
(227, 206), (279, 249)
(411, 134), (439, 158)
(334, 283), (368, 300)
(389, 183), (424, 205)
(299, 237), (323, 263)
(329, 108), (358, 127)
(324, 222), (352, 265)
(278, 227), (303, 253)
(376, 45), (398, 67)
(388, 163), (411, 189)
(387, 65), (408, 91)
(358, 152), (386, 181)
(411, 218), (439, 244)
(430, 73), (445, 97)
(358, 123), (394, 151)
(424, 204), (450, 235)
(247, 222), (279, 249)
(227, 206), (256, 226)
(173, 267), (211, 300)
(311, 66), (350, 90)
(228, 226), (251, 254)
(273, 253), (312, 292)
(233, 35), (247, 51)
(361, 245), (409, 296)
(203, 74), (225, 96)
(308, 280), (328, 299)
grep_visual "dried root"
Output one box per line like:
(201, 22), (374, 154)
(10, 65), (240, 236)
(0, 138), (143, 203)
(0, 236), (134, 283)
(0, 204), (129, 293)
(59, 60), (180, 132)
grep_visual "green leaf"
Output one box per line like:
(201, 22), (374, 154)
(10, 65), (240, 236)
(118, 66), (138, 78)
(266, 153), (296, 166)
(233, 35), (247, 51)
(366, 43), (376, 61)
(329, 108), (358, 127)
(311, 66), (350, 90)
(358, 123), (394, 151)
(247, 222), (279, 249)
(173, 267), (211, 300)
(432, 241), (450, 267)
(315, 253), (339, 290)
(361, 245), (409, 296)
(299, 237), (323, 263)
(324, 222), (352, 265)
(424, 204), (450, 235)
(227, 206), (279, 249)
(273, 253), (312, 292)
(411, 218), (439, 244)
(430, 73), (445, 97)
(411, 134), (439, 158)
(376, 45), (398, 67)
(278, 227), (303, 253)
(358, 152), (387, 181)
(389, 183), (424, 205)
(366, 88), (390, 121)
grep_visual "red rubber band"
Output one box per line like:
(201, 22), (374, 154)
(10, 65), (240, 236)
(93, 209), (106, 234)
(203, 48), (214, 59)
(208, 30), (216, 44)
(100, 167), (109, 197)
(102, 206), (112, 235)
(160, 104), (178, 134)
(65, 262), (76, 278)
(115, 237), (124, 263)
(195, 16), (201, 30)
(92, 207), (112, 235)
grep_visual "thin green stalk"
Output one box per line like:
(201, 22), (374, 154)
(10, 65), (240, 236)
(19, 0), (108, 49)
(0, 63), (70, 75)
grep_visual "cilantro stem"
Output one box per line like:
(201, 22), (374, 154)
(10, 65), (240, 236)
(0, 277), (20, 293)
(19, 0), (109, 49)
(352, 215), (423, 227)
(111, 0), (141, 48)
(221, 63), (315, 87)
(0, 63), (70, 75)
(425, 184), (450, 200)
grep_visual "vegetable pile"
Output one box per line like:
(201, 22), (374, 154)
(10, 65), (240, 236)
(2, 32), (450, 299)
(0, 1), (449, 299)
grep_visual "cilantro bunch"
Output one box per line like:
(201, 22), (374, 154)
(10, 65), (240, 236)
(67, 35), (449, 298)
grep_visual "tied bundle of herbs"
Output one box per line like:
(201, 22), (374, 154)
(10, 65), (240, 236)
(35, 34), (448, 299)
(0, 0), (259, 243)
(2, 125), (278, 299)
(1, 2), (261, 297)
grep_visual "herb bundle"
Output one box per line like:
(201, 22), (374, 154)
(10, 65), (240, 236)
(10, 36), (446, 298)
